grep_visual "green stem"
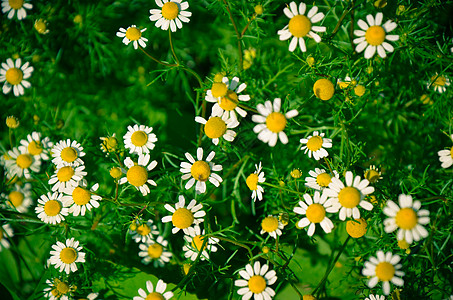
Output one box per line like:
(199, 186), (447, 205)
(222, 0), (243, 70)
(262, 182), (304, 195)
(169, 30), (180, 65)
(139, 46), (177, 67)
(212, 235), (253, 259)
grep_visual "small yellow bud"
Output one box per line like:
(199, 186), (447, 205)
(33, 115), (40, 125)
(254, 5), (264, 15)
(34, 19), (49, 34)
(306, 56), (315, 67)
(396, 5), (406, 15)
(110, 167), (122, 179)
(73, 14), (83, 24)
(366, 66), (373, 74)
(290, 168), (302, 179)
(213, 72), (225, 83)
(398, 239), (410, 250)
(129, 222), (137, 231)
(278, 180), (285, 187)
(183, 263), (191, 275)
(262, 246), (270, 254)
(354, 85), (366, 97)
(6, 116), (19, 128)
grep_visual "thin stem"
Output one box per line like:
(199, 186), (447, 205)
(169, 30), (180, 65)
(222, 0), (243, 70)
(9, 128), (14, 148)
(139, 46), (178, 67)
(323, 157), (334, 175)
(212, 235), (253, 259)
(262, 182), (304, 195)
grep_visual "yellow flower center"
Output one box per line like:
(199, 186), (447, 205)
(213, 74), (225, 83)
(172, 208), (194, 229)
(338, 186), (361, 208)
(254, 4), (264, 15)
(56, 281), (70, 294)
(306, 136), (323, 152)
(190, 161), (211, 181)
(146, 292), (165, 300)
(16, 154), (33, 169)
(354, 85), (366, 96)
(61, 147), (78, 163)
(365, 169), (380, 183)
(127, 165), (148, 187)
(72, 187), (91, 206)
(6, 116), (19, 128)
(110, 167), (122, 179)
(265, 112), (287, 133)
(147, 243), (163, 258)
(302, 295), (317, 300)
(261, 216), (279, 232)
(450, 147), (453, 158)
(248, 275), (266, 294)
(211, 82), (228, 98)
(125, 27), (142, 41)
(397, 239), (410, 250)
(8, 191), (24, 207)
(204, 117), (227, 139)
(316, 173), (331, 187)
(44, 200), (62, 216)
(219, 90), (238, 111)
(365, 25), (386, 46)
(431, 75), (447, 87)
(313, 79), (335, 101)
(246, 173), (259, 191)
(288, 15), (312, 38)
(395, 207), (418, 230)
(375, 262), (395, 281)
(305, 203), (326, 223)
(161, 1), (179, 20)
(34, 20), (48, 34)
(60, 247), (77, 264)
(28, 140), (43, 156)
(191, 235), (207, 251)
(57, 166), (75, 182)
(5, 67), (24, 85)
(136, 224), (151, 236)
(8, 0), (24, 9)
(346, 218), (368, 238)
(102, 136), (118, 152)
(131, 131), (148, 147)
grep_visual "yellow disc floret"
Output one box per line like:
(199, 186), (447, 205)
(147, 243), (163, 258)
(191, 235), (207, 251)
(57, 166), (75, 182)
(56, 281), (69, 295)
(190, 161), (211, 181)
(172, 208), (194, 229)
(127, 165), (148, 187)
(375, 262), (395, 281)
(9, 0), (24, 9)
(246, 173), (259, 191)
(219, 90), (238, 111)
(290, 168), (302, 179)
(61, 147), (78, 163)
(5, 67), (23, 85)
(6, 116), (19, 128)
(316, 173), (331, 187)
(365, 25), (386, 46)
(16, 154), (32, 169)
(34, 19), (48, 34)
(125, 27), (142, 41)
(261, 216), (279, 232)
(365, 169), (380, 183)
(137, 224), (151, 236)
(397, 239), (410, 250)
(354, 85), (366, 97)
(303, 296), (317, 300)
(72, 187), (91, 206)
(28, 140), (43, 155)
(211, 82), (228, 97)
(305, 204), (326, 223)
(146, 292), (165, 300)
(254, 5), (264, 15)
(288, 15), (312, 38)
(266, 112), (287, 133)
(313, 79), (335, 101)
(161, 1), (179, 20)
(395, 208), (417, 230)
(131, 131), (148, 147)
(204, 117), (227, 139)
(110, 167), (122, 179)
(44, 200), (61, 216)
(431, 75), (447, 87)
(338, 186), (361, 208)
(346, 218), (368, 238)
(306, 136), (323, 152)
(8, 191), (24, 207)
(248, 275), (266, 294)
(60, 247), (77, 264)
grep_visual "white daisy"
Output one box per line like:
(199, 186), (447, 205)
(4, 147), (41, 179)
(138, 235), (172, 267)
(383, 194), (430, 244)
(195, 114), (239, 145)
(183, 225), (219, 261)
(365, 294), (385, 300)
(427, 73), (451, 93)
(62, 181), (102, 217)
(99, 133), (119, 155)
(324, 171), (374, 220)
(116, 25), (148, 49)
(304, 168), (339, 191)
(161, 195), (206, 235)
(133, 279), (173, 300)
(246, 162), (266, 201)
(123, 124), (158, 155)
(252, 98), (298, 147)
(118, 154), (158, 196)
(43, 278), (76, 300)
(0, 223), (14, 251)
(0, 58), (33, 96)
(1, 0), (32, 20)
(205, 76), (251, 121)
(35, 192), (69, 225)
(300, 131), (332, 160)
(48, 165), (87, 193)
(2, 182), (33, 213)
(18, 131), (53, 161)
(260, 215), (284, 239)
(129, 219), (159, 243)
(438, 135), (453, 168)
(362, 250), (404, 295)
(49, 238), (86, 274)
(293, 191), (338, 236)
(180, 147), (223, 194)
(51, 139), (86, 168)
(149, 0), (192, 32)
(235, 261), (277, 300)
(277, 1), (326, 52)
(353, 12), (399, 59)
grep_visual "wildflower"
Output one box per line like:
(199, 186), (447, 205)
(116, 25), (148, 49)
(277, 1), (326, 52)
(305, 168), (339, 190)
(133, 279), (173, 300)
(35, 192), (69, 225)
(324, 171), (374, 220)
(129, 219), (159, 243)
(0, 58), (33, 96)
(161, 195), (206, 235)
(383, 194), (430, 244)
(2, 183), (33, 213)
(397, 239), (410, 250)
(43, 278), (76, 300)
(354, 85), (366, 96)
(123, 124), (158, 155)
(51, 139), (86, 168)
(303, 295), (317, 300)
(260, 215), (284, 239)
(246, 162), (266, 201)
(346, 218), (368, 238)
(49, 238), (86, 274)
(149, 0), (192, 32)
(5, 115), (19, 128)
(4, 147), (41, 179)
(290, 168), (302, 179)
(182, 225), (219, 261)
(19, 131), (53, 161)
(353, 12), (399, 59)
(428, 74), (450, 93)
(300, 131), (332, 160)
(0, 224), (14, 251)
(254, 5), (263, 15)
(313, 78), (335, 101)
(337, 76), (357, 89)
(138, 236), (172, 267)
(365, 295), (385, 300)
(294, 191), (337, 236)
(362, 250), (404, 295)
(438, 135), (453, 168)
(48, 165), (87, 193)
(109, 167), (123, 179)
(34, 19), (49, 34)
(235, 261), (277, 300)
(118, 154), (158, 196)
(252, 98), (298, 147)
(180, 147), (223, 194)
(195, 114), (239, 145)
(62, 181), (101, 217)
(364, 165), (382, 183)
(243, 48), (256, 70)
(1, 0), (32, 20)
(100, 133), (119, 154)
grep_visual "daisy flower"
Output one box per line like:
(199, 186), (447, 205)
(362, 250), (404, 295)
(195, 114), (239, 145)
(49, 238), (86, 274)
(1, 0), (32, 20)
(364, 165), (383, 183)
(305, 168), (339, 190)
(183, 225), (219, 261)
(116, 25), (148, 49)
(300, 131), (332, 160)
(383, 194), (430, 244)
(149, 0), (192, 32)
(4, 147), (41, 179)
(18, 131), (53, 161)
(260, 215), (284, 239)
(246, 162), (266, 201)
(100, 133), (119, 155)
(324, 171), (374, 220)
(252, 98), (299, 147)
(129, 219), (159, 243)
(62, 181), (102, 217)
(161, 195), (206, 235)
(133, 279), (173, 300)
(118, 154), (158, 196)
(235, 261), (277, 300)
(48, 165), (87, 193)
(180, 147), (223, 194)
(277, 2), (326, 52)
(294, 191), (338, 236)
(365, 295), (385, 300)
(353, 12), (399, 59)
(337, 76), (358, 89)
(123, 124), (158, 155)
(427, 73), (450, 93)
(43, 278), (76, 300)
(0, 224), (14, 251)
(205, 76), (251, 121)
(51, 139), (86, 168)
(35, 192), (69, 225)
(438, 135), (453, 168)
(138, 235), (172, 267)
(2, 182), (33, 213)
(0, 58), (33, 96)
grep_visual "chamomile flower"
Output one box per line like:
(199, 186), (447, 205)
(149, 0), (192, 32)
(365, 295), (385, 300)
(0, 224), (14, 251)
(116, 25), (148, 49)
(118, 154), (158, 196)
(383, 194), (430, 244)
(161, 195), (206, 235)
(195, 114), (239, 145)
(362, 250), (404, 295)
(4, 147), (41, 179)
(438, 135), (453, 168)
(43, 278), (76, 300)
(252, 98), (298, 147)
(183, 225), (219, 261)
(18, 131), (53, 161)
(300, 131), (332, 160)
(364, 165), (383, 183)
(337, 76), (358, 89)
(35, 192), (69, 225)
(260, 215), (284, 239)
(0, 58), (33, 96)
(100, 133), (119, 154)
(205, 76), (251, 121)
(1, 0), (32, 20)
(324, 171), (374, 220)
(49, 238), (86, 274)
(294, 191), (337, 236)
(305, 168), (339, 190)
(129, 219), (159, 243)
(2, 183), (33, 213)
(180, 147), (223, 194)
(138, 236), (172, 267)
(235, 261), (277, 300)
(246, 162), (266, 201)
(133, 279), (173, 300)
(48, 165), (87, 193)
(51, 139), (86, 168)
(62, 181), (102, 217)
(277, 2), (326, 52)
(123, 124), (158, 155)
(427, 73), (450, 93)
(353, 12), (399, 59)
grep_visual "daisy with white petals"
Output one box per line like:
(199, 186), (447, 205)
(48, 165), (87, 193)
(300, 131), (332, 160)
(43, 278), (76, 300)
(246, 162), (266, 201)
(277, 2), (326, 52)
(353, 12), (399, 59)
(51, 139), (85, 168)
(252, 98), (298, 147)
(235, 261), (277, 300)
(305, 168), (339, 191)
(123, 124), (158, 155)
(133, 279), (173, 300)
(116, 25), (148, 49)
(138, 236), (172, 267)
(35, 192), (69, 225)
(195, 114), (239, 145)
(62, 181), (102, 217)
(427, 73), (451, 93)
(18, 131), (53, 161)
(0, 58), (33, 96)
(183, 225), (219, 261)
(161, 195), (206, 235)
(3, 183), (33, 213)
(49, 238), (86, 274)
(129, 219), (159, 243)
(365, 295), (385, 300)
(119, 154), (158, 196)
(149, 0), (192, 32)
(260, 215), (284, 239)
(438, 134), (453, 168)
(362, 250), (404, 295)
(4, 147), (41, 179)
(1, 0), (32, 20)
